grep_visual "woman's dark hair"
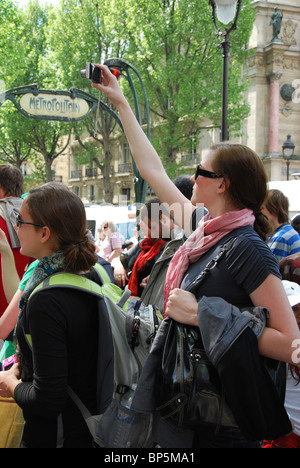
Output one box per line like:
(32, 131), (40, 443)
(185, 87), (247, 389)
(26, 182), (98, 272)
(210, 143), (272, 241)
(140, 197), (162, 221)
(264, 189), (289, 224)
(291, 214), (300, 234)
(172, 175), (194, 200)
(0, 164), (24, 197)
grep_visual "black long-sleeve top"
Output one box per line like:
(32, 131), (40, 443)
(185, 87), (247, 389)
(14, 273), (113, 448)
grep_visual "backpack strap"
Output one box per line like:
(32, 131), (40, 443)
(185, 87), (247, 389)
(26, 272), (105, 350)
(93, 262), (112, 285)
(29, 272), (103, 301)
(24, 272), (116, 443)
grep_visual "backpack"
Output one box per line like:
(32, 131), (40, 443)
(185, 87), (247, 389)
(27, 263), (161, 448)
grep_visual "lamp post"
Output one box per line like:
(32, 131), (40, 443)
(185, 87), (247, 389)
(282, 134), (295, 181)
(104, 58), (150, 205)
(209, 0), (242, 141)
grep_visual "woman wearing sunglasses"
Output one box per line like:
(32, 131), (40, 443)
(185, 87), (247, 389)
(92, 65), (300, 448)
(0, 183), (114, 447)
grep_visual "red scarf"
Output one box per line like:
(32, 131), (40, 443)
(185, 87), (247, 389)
(128, 237), (167, 296)
(263, 432), (300, 448)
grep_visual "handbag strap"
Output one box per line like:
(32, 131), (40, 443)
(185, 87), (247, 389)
(185, 236), (237, 294)
(158, 236), (238, 427)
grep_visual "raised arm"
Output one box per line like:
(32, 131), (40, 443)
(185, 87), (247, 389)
(0, 228), (20, 303)
(93, 65), (195, 233)
(0, 289), (22, 340)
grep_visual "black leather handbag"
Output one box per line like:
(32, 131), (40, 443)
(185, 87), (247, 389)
(156, 319), (238, 430)
(156, 238), (238, 430)
(155, 237), (291, 440)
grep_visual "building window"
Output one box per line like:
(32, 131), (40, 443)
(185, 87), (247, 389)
(121, 188), (130, 203)
(90, 185), (95, 201)
(21, 163), (28, 176)
(123, 142), (130, 163)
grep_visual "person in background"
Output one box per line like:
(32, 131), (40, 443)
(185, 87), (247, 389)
(96, 227), (106, 251)
(172, 175), (194, 201)
(262, 189), (300, 262)
(99, 220), (122, 263)
(129, 226), (139, 247)
(0, 228), (38, 340)
(291, 214), (300, 235)
(263, 279), (300, 448)
(0, 228), (22, 304)
(279, 253), (300, 284)
(140, 176), (194, 313)
(114, 198), (171, 297)
(0, 183), (114, 448)
(0, 165), (30, 317)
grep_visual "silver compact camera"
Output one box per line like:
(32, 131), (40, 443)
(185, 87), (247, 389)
(80, 63), (102, 84)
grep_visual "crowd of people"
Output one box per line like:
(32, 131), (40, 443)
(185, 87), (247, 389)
(0, 63), (299, 448)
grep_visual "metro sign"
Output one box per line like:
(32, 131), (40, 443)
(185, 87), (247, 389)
(0, 84), (122, 127)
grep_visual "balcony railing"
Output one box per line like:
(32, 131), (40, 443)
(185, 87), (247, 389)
(118, 163), (132, 174)
(70, 169), (82, 179)
(85, 167), (98, 177)
(181, 153), (200, 166)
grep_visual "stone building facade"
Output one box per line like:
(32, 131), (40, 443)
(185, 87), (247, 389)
(243, 0), (300, 181)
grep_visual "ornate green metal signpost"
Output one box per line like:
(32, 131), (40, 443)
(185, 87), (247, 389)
(1, 57), (150, 206)
(0, 84), (122, 127)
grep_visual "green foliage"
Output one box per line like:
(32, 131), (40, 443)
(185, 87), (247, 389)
(120, 0), (255, 169)
(0, 0), (256, 187)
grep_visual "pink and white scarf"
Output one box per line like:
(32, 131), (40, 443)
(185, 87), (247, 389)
(163, 208), (255, 315)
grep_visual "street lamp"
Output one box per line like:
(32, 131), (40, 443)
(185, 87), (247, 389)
(209, 0), (242, 141)
(282, 134), (295, 181)
(104, 58), (151, 205)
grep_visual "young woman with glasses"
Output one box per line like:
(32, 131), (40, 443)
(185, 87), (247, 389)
(0, 183), (114, 447)
(92, 65), (300, 448)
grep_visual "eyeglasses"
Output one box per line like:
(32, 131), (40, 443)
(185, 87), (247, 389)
(195, 164), (223, 180)
(16, 214), (44, 228)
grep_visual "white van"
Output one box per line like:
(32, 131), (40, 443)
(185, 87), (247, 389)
(85, 203), (137, 241)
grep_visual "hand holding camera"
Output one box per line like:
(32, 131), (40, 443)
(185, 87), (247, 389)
(81, 61), (122, 84)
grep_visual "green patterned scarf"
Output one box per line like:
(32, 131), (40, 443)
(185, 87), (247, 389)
(19, 250), (66, 310)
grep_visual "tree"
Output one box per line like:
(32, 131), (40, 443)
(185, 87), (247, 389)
(0, 1), (36, 170)
(120, 0), (255, 176)
(42, 0), (128, 202)
(0, 103), (33, 168)
(0, 0), (74, 182)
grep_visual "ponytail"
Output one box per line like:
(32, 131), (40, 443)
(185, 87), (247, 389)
(64, 233), (98, 273)
(253, 211), (272, 242)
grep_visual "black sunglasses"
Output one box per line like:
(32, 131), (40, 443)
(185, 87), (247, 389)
(16, 214), (44, 228)
(195, 164), (223, 180)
